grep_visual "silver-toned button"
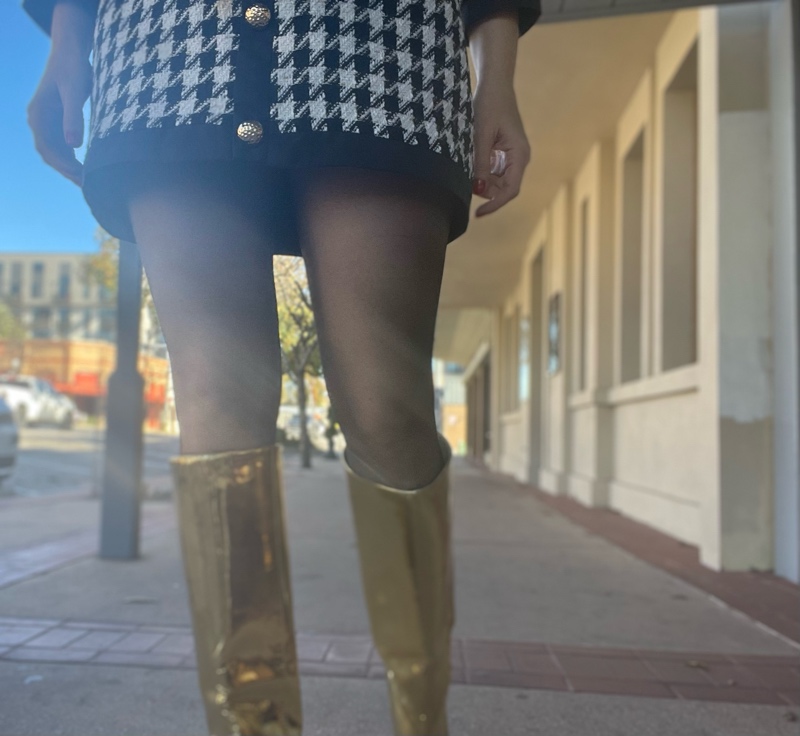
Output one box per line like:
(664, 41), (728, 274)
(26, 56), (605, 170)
(245, 4), (271, 28)
(237, 121), (263, 144)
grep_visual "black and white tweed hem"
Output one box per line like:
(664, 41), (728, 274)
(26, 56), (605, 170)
(88, 0), (474, 180)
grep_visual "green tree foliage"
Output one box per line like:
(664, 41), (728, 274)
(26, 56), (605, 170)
(274, 256), (322, 468)
(0, 300), (24, 341)
(81, 227), (161, 338)
(81, 227), (120, 298)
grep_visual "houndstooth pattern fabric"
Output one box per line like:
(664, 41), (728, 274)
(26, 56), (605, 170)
(90, 0), (238, 139)
(89, 0), (473, 176)
(270, 0), (473, 176)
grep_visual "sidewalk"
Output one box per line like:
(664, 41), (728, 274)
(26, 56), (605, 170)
(0, 449), (797, 735)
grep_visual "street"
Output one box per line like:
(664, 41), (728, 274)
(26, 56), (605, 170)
(3, 426), (179, 499)
(3, 425), (337, 499)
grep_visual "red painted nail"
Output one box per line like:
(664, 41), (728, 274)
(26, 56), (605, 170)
(473, 178), (486, 195)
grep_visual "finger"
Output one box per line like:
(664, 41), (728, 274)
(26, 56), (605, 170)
(36, 140), (83, 185)
(475, 169), (522, 217)
(472, 127), (496, 198)
(475, 150), (528, 217)
(28, 98), (84, 182)
(32, 128), (84, 183)
(475, 175), (521, 217)
(61, 83), (85, 148)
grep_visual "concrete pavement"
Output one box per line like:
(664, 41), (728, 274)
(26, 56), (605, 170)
(0, 661), (796, 736)
(0, 445), (797, 735)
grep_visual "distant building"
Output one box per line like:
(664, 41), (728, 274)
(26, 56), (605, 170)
(0, 252), (164, 354)
(0, 253), (170, 428)
(433, 359), (466, 455)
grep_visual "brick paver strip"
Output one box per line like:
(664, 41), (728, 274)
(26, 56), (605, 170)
(0, 616), (797, 706)
(0, 626), (48, 646)
(152, 634), (194, 656)
(325, 637), (373, 664)
(25, 627), (89, 648)
(520, 480), (800, 645)
(296, 637), (330, 662)
(109, 632), (167, 652)
(68, 630), (128, 650)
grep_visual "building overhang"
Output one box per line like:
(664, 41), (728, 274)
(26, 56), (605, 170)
(441, 0), (770, 314)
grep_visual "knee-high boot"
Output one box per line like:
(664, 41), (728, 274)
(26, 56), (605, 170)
(171, 445), (302, 736)
(343, 433), (454, 736)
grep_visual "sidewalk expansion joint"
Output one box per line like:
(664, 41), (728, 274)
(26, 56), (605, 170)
(0, 616), (797, 706)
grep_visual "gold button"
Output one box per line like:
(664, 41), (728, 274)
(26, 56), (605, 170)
(237, 121), (263, 144)
(245, 4), (271, 28)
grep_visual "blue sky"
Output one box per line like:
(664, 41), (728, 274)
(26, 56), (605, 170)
(1, 2), (98, 254)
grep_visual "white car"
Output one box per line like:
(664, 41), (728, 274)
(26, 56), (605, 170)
(0, 375), (75, 429)
(0, 396), (19, 487)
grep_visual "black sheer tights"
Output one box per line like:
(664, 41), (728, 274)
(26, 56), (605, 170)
(127, 165), (451, 490)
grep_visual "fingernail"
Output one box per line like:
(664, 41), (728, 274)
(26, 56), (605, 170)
(473, 178), (486, 195)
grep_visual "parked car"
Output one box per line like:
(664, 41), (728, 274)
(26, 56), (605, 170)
(0, 396), (19, 487)
(0, 375), (75, 429)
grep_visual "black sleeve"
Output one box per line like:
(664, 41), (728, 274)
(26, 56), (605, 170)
(22, 0), (98, 37)
(461, 0), (542, 41)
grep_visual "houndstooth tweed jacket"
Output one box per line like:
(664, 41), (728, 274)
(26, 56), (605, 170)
(23, 0), (540, 245)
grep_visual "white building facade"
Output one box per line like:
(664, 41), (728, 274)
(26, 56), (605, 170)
(435, 2), (800, 583)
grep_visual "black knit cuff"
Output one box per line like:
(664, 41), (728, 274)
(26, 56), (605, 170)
(461, 0), (542, 41)
(22, 0), (98, 37)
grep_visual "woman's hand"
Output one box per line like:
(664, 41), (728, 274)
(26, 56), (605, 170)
(468, 11), (531, 217)
(26, 2), (94, 186)
(471, 83), (530, 217)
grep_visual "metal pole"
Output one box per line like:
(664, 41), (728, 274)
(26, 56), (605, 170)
(792, 0), (800, 578)
(99, 240), (145, 560)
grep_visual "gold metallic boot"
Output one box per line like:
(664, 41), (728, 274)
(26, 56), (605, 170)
(343, 433), (454, 736)
(171, 445), (302, 736)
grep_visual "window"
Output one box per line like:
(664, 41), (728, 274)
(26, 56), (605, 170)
(99, 308), (116, 340)
(503, 313), (512, 410)
(620, 132), (645, 383)
(58, 308), (71, 338)
(10, 263), (22, 298)
(32, 307), (51, 338)
(58, 263), (71, 300)
(661, 43), (698, 370)
(518, 314), (530, 403)
(31, 262), (45, 299)
(502, 308), (521, 412)
(547, 293), (562, 375)
(82, 309), (93, 337)
(577, 199), (589, 392)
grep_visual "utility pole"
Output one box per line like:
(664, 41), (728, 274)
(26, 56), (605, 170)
(99, 240), (144, 559)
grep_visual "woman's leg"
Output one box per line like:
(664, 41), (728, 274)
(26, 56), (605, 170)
(293, 167), (456, 735)
(291, 167), (452, 490)
(127, 166), (303, 736)
(127, 165), (285, 454)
